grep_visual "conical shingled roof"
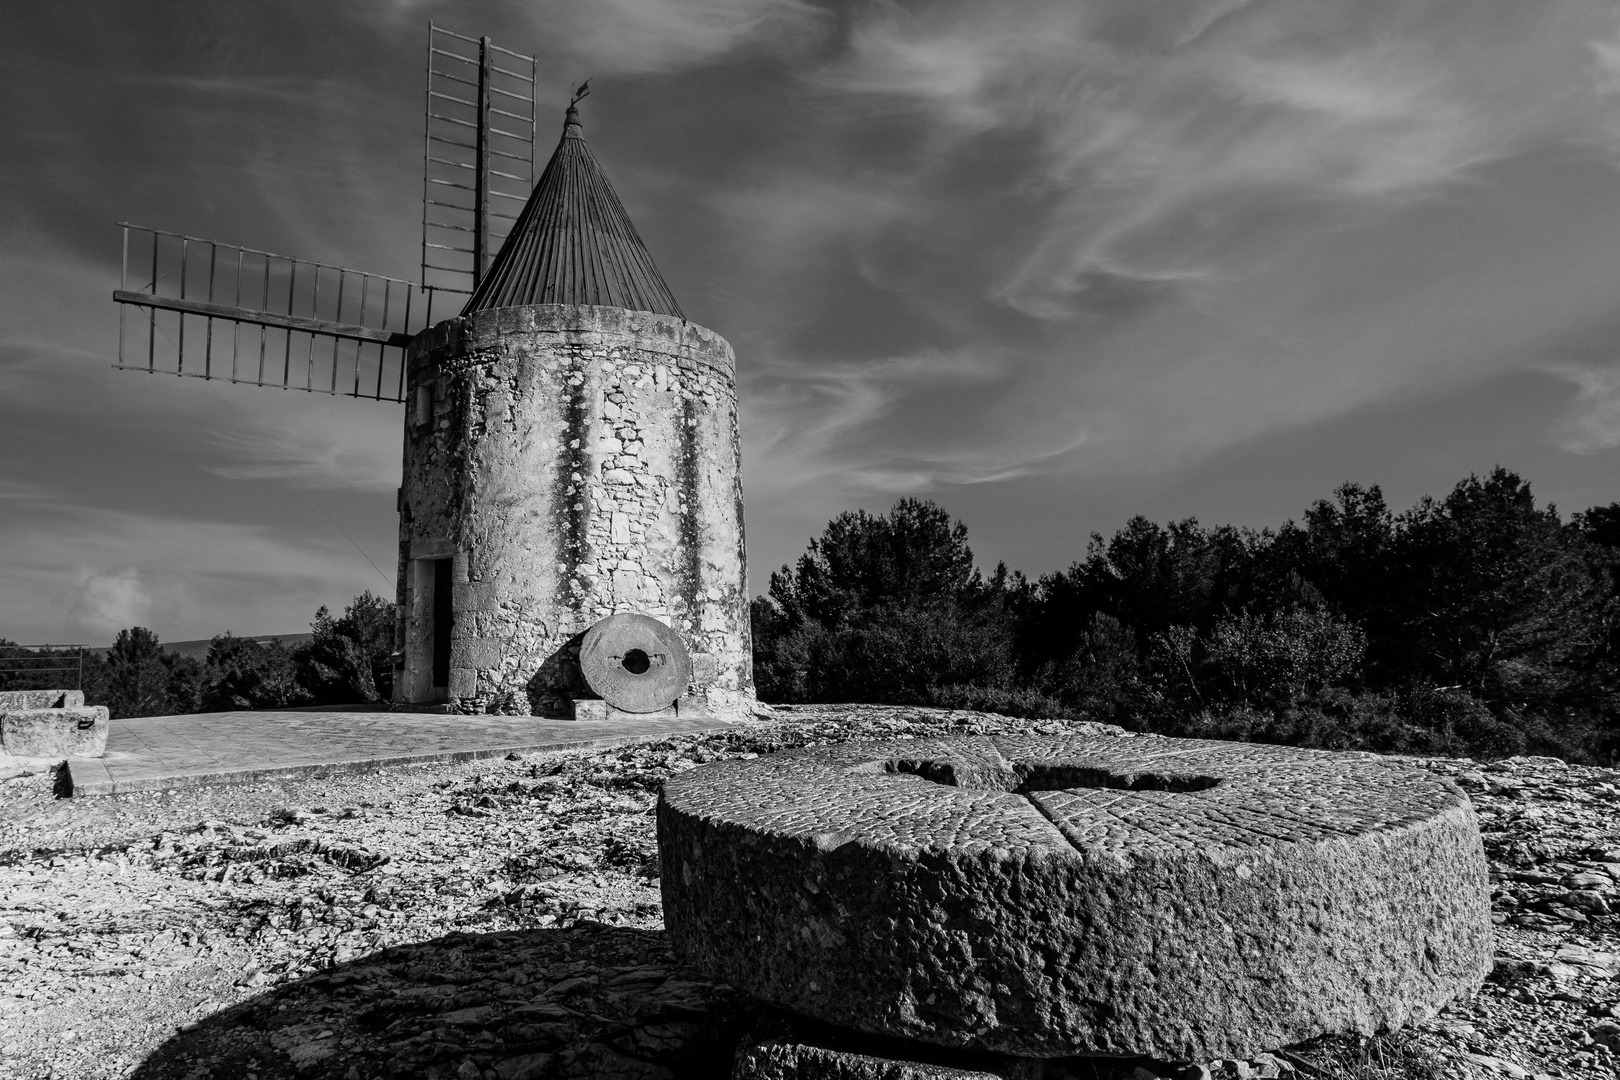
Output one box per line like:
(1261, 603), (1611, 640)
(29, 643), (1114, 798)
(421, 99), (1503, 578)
(462, 104), (684, 318)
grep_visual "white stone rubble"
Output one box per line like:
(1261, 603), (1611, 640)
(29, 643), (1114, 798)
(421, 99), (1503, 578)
(0, 709), (1614, 1079)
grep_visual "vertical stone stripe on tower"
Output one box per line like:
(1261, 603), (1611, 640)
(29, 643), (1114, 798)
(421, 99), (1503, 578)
(729, 402), (754, 690)
(677, 395), (704, 623)
(560, 362), (591, 617)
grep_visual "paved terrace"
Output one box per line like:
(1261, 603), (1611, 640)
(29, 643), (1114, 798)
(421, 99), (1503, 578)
(63, 709), (731, 797)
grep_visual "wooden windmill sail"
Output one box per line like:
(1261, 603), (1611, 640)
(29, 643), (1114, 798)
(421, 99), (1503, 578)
(111, 24), (539, 403)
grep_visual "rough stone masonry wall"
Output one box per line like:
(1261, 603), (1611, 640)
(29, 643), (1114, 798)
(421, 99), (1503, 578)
(397, 304), (753, 718)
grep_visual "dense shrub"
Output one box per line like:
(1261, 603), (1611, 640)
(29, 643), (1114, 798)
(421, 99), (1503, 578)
(295, 591), (395, 705)
(202, 634), (309, 711)
(753, 499), (1021, 707)
(82, 627), (205, 720)
(68, 592), (397, 719)
(755, 472), (1620, 765)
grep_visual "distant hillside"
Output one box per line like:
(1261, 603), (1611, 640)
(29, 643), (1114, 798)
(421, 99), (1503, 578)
(86, 633), (314, 660)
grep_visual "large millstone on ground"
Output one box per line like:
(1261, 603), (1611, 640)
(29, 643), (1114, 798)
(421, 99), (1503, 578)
(658, 733), (1493, 1062)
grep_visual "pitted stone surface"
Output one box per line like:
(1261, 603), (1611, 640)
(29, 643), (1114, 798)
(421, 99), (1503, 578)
(658, 734), (1493, 1061)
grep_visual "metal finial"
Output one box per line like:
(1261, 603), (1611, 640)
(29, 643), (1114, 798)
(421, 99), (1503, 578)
(564, 80), (592, 138)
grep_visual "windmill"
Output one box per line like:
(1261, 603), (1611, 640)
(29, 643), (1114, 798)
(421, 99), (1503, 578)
(110, 24), (759, 719)
(112, 24), (540, 402)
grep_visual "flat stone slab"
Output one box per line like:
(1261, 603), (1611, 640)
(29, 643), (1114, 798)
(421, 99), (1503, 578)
(659, 733), (1493, 1061)
(0, 689), (84, 710)
(1, 706), (108, 758)
(65, 710), (732, 796)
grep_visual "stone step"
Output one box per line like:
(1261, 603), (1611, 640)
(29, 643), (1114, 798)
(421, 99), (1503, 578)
(567, 695), (702, 722)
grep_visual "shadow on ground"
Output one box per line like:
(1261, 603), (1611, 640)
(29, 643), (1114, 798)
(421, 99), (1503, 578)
(128, 922), (753, 1080)
(123, 920), (1219, 1080)
(127, 921), (1434, 1080)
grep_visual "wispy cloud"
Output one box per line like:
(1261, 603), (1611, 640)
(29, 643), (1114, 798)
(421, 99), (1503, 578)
(746, 346), (1091, 496)
(1550, 366), (1620, 454)
(716, 0), (1620, 508)
(204, 394), (401, 491)
(1594, 24), (1620, 94)
(829, 0), (1620, 318)
(748, 349), (992, 489)
(0, 248), (117, 380)
(521, 0), (828, 76)
(0, 498), (383, 643)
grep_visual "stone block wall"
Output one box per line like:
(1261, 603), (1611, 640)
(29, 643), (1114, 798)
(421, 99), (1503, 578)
(0, 696), (107, 759)
(396, 304), (754, 718)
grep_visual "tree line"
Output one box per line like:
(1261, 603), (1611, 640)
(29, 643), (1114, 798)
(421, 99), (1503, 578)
(0, 593), (396, 720)
(6, 465), (1616, 764)
(752, 467), (1620, 765)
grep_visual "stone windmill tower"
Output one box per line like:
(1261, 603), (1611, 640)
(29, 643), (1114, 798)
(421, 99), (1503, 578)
(397, 96), (754, 717)
(112, 31), (755, 720)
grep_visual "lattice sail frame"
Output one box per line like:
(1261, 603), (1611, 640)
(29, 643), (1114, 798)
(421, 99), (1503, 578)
(110, 23), (540, 401)
(421, 24), (539, 297)
(113, 225), (441, 402)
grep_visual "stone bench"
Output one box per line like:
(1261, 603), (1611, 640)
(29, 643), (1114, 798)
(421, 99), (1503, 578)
(0, 689), (107, 758)
(658, 733), (1492, 1062)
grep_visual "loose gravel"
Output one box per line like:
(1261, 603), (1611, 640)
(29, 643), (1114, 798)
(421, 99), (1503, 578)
(0, 706), (1613, 1080)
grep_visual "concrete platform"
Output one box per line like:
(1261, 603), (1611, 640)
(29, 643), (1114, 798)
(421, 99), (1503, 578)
(64, 710), (732, 797)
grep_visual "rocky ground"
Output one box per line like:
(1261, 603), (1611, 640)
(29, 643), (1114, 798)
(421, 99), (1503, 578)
(0, 705), (1614, 1080)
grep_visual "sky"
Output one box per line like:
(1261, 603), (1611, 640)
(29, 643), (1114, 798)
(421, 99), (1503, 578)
(5, 0), (1620, 645)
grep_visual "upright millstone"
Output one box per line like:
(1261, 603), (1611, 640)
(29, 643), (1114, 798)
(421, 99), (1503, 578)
(394, 102), (754, 718)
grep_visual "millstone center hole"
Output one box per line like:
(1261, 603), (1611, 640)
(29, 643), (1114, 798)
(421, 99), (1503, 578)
(620, 649), (651, 675)
(885, 759), (1219, 794)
